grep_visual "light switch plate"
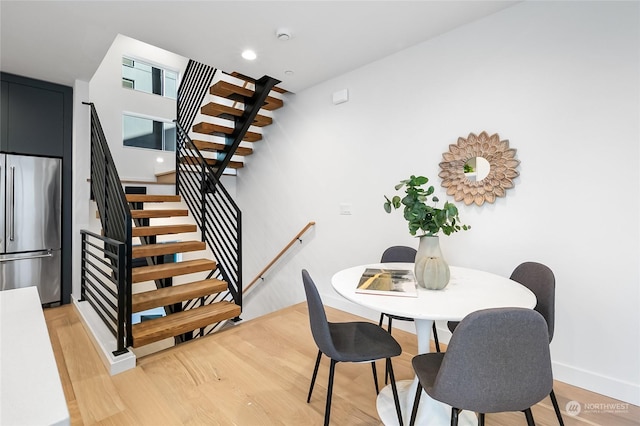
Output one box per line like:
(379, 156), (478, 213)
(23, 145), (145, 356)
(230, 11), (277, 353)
(339, 203), (353, 215)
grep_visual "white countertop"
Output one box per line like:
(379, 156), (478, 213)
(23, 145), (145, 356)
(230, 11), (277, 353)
(0, 286), (70, 426)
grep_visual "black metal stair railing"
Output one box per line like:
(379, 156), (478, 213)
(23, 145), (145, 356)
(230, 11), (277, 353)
(175, 122), (243, 325)
(175, 60), (279, 334)
(80, 102), (133, 354)
(177, 60), (217, 136)
(80, 230), (128, 355)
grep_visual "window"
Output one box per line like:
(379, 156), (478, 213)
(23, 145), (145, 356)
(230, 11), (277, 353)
(123, 115), (176, 151)
(122, 57), (177, 99)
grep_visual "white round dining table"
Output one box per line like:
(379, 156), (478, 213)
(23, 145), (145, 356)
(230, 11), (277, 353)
(331, 263), (537, 426)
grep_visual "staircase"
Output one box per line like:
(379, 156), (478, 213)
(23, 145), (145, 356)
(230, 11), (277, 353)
(126, 193), (241, 348)
(163, 72), (285, 179)
(82, 63), (284, 357)
(130, 71), (285, 348)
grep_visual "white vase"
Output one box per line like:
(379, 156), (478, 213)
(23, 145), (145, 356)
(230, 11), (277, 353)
(414, 235), (451, 290)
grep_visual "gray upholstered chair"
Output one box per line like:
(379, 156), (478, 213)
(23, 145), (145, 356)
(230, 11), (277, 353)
(410, 307), (553, 426)
(302, 269), (404, 426)
(447, 261), (564, 425)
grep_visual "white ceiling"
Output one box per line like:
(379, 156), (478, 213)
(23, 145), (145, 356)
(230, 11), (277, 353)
(0, 1), (519, 93)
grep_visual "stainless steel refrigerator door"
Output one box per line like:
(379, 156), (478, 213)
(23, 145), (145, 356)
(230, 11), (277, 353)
(0, 249), (61, 305)
(0, 154), (5, 253)
(4, 154), (61, 253)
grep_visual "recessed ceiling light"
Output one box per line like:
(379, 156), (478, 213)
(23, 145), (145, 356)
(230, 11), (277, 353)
(284, 70), (294, 76)
(156, 157), (164, 163)
(242, 49), (257, 60)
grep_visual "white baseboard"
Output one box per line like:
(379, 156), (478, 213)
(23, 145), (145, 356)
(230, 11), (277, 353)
(322, 293), (639, 406)
(553, 361), (639, 406)
(73, 297), (136, 375)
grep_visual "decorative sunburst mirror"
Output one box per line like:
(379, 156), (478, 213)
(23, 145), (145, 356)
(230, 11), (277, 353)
(439, 131), (520, 206)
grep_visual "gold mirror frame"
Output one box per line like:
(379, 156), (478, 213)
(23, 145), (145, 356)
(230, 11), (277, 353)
(439, 131), (520, 206)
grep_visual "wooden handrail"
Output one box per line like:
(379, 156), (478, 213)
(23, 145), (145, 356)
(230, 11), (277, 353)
(244, 221), (316, 294)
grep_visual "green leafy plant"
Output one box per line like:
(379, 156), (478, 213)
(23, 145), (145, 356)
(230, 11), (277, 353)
(383, 175), (470, 236)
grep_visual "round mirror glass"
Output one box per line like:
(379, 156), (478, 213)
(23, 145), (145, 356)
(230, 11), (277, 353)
(464, 157), (490, 182)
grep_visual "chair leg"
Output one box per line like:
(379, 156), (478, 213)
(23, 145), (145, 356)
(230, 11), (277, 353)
(478, 413), (485, 426)
(324, 359), (337, 426)
(371, 361), (379, 395)
(307, 350), (322, 403)
(523, 408), (536, 426)
(432, 322), (441, 353)
(409, 382), (423, 426)
(386, 358), (404, 426)
(451, 407), (460, 426)
(385, 317), (394, 385)
(549, 389), (565, 426)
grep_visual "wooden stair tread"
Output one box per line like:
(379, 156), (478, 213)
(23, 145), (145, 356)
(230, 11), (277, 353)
(131, 209), (188, 219)
(192, 140), (253, 156)
(132, 301), (241, 347)
(132, 279), (228, 313)
(180, 156), (244, 169)
(126, 194), (181, 203)
(132, 258), (216, 283)
(209, 81), (283, 111)
(222, 161), (243, 169)
(211, 80), (252, 98)
(201, 103), (273, 127)
(262, 97), (283, 111)
(132, 224), (197, 237)
(155, 171), (176, 184)
(132, 240), (206, 258)
(192, 122), (262, 142)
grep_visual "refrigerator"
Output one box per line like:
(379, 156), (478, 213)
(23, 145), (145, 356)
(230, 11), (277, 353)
(0, 153), (62, 305)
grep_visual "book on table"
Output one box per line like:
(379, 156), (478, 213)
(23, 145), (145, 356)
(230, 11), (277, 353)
(356, 268), (418, 297)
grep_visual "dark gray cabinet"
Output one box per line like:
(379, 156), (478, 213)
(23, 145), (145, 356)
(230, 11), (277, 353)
(1, 74), (69, 157)
(1, 81), (8, 150)
(6, 83), (65, 156)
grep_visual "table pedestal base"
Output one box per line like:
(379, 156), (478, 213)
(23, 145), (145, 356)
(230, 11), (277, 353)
(377, 379), (477, 426)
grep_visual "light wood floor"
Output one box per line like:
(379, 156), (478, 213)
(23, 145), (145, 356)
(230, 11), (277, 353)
(44, 303), (639, 425)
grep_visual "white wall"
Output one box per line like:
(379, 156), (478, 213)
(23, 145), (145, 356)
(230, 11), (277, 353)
(89, 34), (189, 180)
(236, 1), (639, 404)
(71, 79), (91, 299)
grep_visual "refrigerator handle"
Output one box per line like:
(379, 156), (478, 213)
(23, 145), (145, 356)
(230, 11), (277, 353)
(0, 250), (53, 263)
(9, 166), (15, 241)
